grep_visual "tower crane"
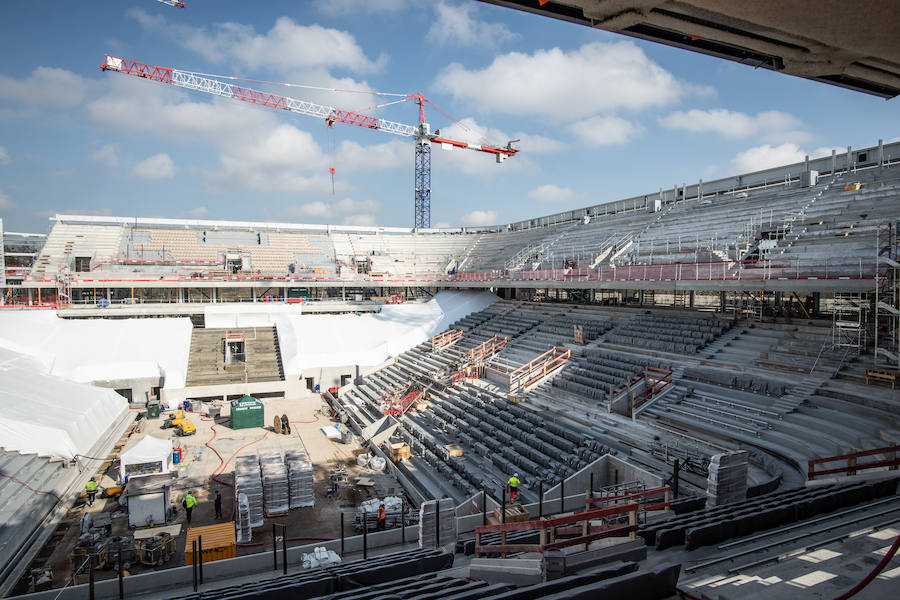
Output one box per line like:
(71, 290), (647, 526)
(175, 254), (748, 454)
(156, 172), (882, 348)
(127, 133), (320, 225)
(156, 1), (186, 7)
(100, 55), (519, 228)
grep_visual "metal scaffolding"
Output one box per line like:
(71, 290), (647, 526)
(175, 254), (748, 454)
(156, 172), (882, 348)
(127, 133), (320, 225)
(832, 292), (867, 355)
(875, 222), (900, 367)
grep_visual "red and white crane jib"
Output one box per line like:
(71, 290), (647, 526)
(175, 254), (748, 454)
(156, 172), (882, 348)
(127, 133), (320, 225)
(99, 55), (518, 160)
(156, 0), (186, 8)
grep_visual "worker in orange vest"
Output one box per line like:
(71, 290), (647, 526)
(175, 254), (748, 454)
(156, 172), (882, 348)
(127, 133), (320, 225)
(376, 503), (386, 530)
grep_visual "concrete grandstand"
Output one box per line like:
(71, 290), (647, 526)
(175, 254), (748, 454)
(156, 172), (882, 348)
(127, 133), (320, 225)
(1, 143), (899, 600)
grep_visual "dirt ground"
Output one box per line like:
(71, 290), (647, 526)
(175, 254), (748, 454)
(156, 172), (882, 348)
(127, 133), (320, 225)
(30, 392), (406, 592)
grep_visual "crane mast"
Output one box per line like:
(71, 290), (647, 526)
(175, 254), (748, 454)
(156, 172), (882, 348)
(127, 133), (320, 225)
(100, 55), (518, 228)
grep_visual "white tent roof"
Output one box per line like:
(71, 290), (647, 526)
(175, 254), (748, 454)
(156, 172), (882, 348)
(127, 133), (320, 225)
(0, 311), (192, 388)
(120, 436), (173, 480)
(0, 347), (130, 460)
(274, 291), (498, 373)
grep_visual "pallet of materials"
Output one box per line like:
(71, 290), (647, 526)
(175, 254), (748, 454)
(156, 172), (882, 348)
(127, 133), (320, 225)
(493, 503), (529, 523)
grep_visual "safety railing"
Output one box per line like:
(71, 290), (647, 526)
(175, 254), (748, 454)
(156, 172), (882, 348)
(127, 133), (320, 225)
(509, 347), (571, 393)
(462, 334), (508, 366)
(19, 256), (877, 287)
(808, 444), (900, 480)
(474, 502), (640, 557)
(431, 328), (463, 353)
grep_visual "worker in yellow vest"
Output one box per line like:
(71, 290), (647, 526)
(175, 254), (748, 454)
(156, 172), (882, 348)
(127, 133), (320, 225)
(507, 473), (520, 503)
(85, 477), (99, 506)
(182, 491), (197, 524)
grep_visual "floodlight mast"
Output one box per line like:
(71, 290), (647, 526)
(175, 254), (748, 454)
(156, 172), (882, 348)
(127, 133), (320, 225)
(99, 55), (519, 228)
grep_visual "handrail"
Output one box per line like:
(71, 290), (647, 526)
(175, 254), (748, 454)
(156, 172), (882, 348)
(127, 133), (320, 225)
(474, 502), (640, 557)
(808, 444), (900, 480)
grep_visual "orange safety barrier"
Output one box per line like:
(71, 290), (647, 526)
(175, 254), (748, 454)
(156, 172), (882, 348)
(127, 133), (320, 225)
(585, 485), (671, 512)
(808, 445), (900, 480)
(475, 502), (640, 557)
(432, 328), (463, 352)
(509, 346), (571, 392)
(462, 334), (508, 366)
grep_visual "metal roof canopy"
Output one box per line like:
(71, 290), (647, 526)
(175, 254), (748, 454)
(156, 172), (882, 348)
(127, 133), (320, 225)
(478, 0), (900, 98)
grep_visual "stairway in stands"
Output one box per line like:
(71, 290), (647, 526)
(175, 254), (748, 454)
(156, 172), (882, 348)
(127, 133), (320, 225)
(185, 326), (284, 387)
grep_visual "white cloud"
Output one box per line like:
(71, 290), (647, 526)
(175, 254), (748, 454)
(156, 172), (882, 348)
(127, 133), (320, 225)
(810, 145), (844, 158)
(127, 10), (385, 75)
(90, 144), (119, 168)
(434, 41), (687, 120)
(0, 191), (14, 211)
(317, 0), (409, 16)
(528, 184), (575, 203)
(428, 2), (518, 47)
(134, 153), (175, 180)
(513, 133), (566, 154)
(0, 145), (8, 165)
(296, 201), (329, 217)
(342, 214), (377, 226)
(433, 221), (453, 228)
(460, 209), (497, 226)
(181, 206), (209, 218)
(0, 66), (91, 109)
(569, 116), (643, 146)
(730, 143), (807, 172)
(292, 197), (380, 220)
(659, 109), (804, 140)
(432, 117), (532, 175)
(335, 139), (408, 171)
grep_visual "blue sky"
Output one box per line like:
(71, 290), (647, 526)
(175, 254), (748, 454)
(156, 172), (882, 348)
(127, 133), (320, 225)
(0, 0), (897, 233)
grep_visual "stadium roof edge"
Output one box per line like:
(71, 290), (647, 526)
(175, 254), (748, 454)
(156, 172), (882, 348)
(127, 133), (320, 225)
(50, 139), (897, 234)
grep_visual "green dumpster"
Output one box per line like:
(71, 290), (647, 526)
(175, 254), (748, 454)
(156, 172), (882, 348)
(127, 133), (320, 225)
(231, 395), (264, 430)
(147, 402), (161, 419)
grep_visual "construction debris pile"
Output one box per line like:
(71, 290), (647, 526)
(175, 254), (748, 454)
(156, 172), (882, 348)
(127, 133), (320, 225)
(352, 496), (416, 531)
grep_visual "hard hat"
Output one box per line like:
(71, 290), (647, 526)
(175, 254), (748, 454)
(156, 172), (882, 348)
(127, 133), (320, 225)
(513, 473), (518, 477)
(188, 490), (194, 494)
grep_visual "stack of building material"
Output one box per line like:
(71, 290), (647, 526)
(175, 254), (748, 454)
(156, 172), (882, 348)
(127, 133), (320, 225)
(706, 450), (749, 506)
(285, 449), (314, 509)
(353, 496), (411, 531)
(260, 450), (289, 517)
(234, 455), (264, 528)
(418, 498), (456, 548)
(236, 493), (252, 543)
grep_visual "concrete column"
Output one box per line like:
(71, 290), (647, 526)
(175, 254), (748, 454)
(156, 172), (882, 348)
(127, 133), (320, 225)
(847, 146), (853, 172)
(832, 149), (836, 175)
(107, 288), (111, 302)
(251, 287), (256, 302)
(719, 291), (726, 313)
(638, 290), (644, 306)
(689, 290), (695, 308)
(698, 179), (703, 201)
(774, 292), (783, 316)
(879, 139), (884, 168)
(812, 292), (821, 317)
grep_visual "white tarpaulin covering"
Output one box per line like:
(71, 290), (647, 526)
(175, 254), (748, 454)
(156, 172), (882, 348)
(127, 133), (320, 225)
(275, 291), (497, 373)
(119, 436), (173, 480)
(0, 347), (129, 460)
(0, 311), (192, 388)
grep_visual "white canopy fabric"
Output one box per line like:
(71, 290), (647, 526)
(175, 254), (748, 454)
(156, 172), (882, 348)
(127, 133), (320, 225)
(0, 311), (192, 388)
(274, 291), (498, 373)
(119, 436), (173, 480)
(0, 347), (129, 460)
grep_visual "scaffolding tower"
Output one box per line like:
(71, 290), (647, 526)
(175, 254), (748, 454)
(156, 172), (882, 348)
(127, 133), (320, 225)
(875, 223), (900, 367)
(832, 292), (867, 355)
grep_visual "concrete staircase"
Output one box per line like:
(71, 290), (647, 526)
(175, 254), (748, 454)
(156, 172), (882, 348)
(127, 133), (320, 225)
(185, 326), (284, 387)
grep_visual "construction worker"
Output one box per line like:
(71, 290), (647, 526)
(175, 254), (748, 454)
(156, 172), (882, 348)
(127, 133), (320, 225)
(182, 490), (197, 524)
(376, 503), (386, 530)
(214, 490), (222, 519)
(507, 473), (520, 503)
(85, 477), (99, 506)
